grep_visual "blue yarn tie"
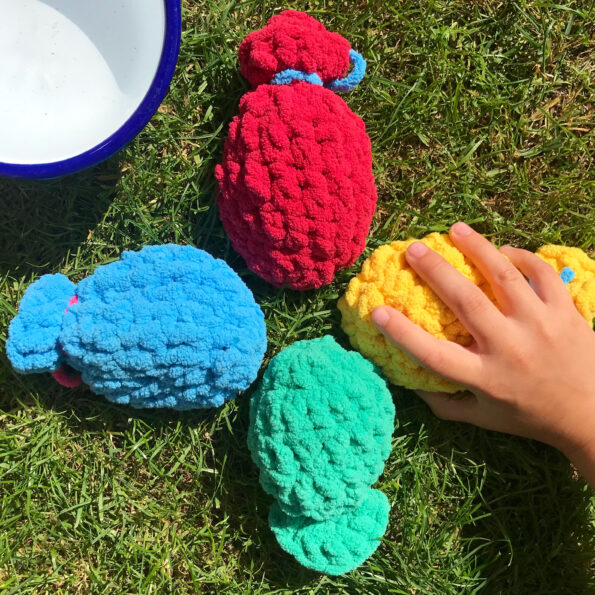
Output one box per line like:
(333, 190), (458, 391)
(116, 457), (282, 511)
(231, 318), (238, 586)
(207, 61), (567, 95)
(270, 49), (366, 93)
(560, 267), (575, 284)
(326, 50), (367, 92)
(271, 70), (323, 86)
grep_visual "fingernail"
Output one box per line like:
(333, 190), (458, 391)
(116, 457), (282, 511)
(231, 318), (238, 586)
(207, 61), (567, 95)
(371, 306), (390, 328)
(451, 222), (473, 236)
(407, 242), (428, 258)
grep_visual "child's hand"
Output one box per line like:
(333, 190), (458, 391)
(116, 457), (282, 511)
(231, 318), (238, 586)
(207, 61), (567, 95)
(371, 222), (595, 485)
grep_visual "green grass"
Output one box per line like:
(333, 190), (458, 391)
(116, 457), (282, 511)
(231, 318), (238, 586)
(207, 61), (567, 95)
(1, 0), (594, 592)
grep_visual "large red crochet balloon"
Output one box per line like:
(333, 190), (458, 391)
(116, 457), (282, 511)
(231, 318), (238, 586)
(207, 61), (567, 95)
(215, 10), (377, 290)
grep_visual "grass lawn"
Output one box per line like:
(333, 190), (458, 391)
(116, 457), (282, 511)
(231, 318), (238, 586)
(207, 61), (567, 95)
(1, 0), (594, 592)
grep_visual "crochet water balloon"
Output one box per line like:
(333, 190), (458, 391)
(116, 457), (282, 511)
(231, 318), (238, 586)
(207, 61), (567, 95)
(339, 233), (595, 393)
(535, 244), (595, 322)
(6, 245), (267, 409)
(248, 336), (395, 575)
(215, 10), (377, 290)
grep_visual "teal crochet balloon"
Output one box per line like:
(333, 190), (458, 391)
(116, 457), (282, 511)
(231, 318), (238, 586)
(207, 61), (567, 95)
(270, 489), (390, 576)
(248, 336), (395, 574)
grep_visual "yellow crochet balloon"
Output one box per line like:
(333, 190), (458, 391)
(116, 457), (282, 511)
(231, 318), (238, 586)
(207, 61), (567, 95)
(535, 244), (595, 322)
(338, 233), (595, 393)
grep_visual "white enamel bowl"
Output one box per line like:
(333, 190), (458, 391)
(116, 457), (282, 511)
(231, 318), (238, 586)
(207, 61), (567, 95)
(0, 0), (181, 178)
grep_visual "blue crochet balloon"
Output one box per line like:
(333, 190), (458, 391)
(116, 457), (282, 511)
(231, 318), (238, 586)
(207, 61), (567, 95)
(6, 245), (267, 409)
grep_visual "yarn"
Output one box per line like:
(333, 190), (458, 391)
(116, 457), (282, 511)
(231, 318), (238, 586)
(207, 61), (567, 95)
(535, 244), (595, 322)
(238, 10), (351, 88)
(270, 50), (366, 92)
(271, 69), (323, 87)
(269, 488), (390, 576)
(216, 10), (377, 290)
(560, 267), (576, 285)
(248, 336), (394, 574)
(326, 50), (367, 93)
(338, 234), (595, 393)
(7, 273), (76, 375)
(6, 245), (267, 409)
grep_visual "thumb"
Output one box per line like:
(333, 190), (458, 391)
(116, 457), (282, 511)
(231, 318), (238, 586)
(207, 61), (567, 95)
(416, 390), (479, 424)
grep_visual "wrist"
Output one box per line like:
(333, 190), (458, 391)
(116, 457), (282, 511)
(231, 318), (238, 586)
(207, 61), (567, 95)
(555, 417), (595, 488)
(564, 440), (595, 488)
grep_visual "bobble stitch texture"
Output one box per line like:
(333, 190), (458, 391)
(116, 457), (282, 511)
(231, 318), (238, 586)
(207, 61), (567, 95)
(6, 274), (75, 374)
(238, 10), (351, 87)
(269, 489), (390, 576)
(535, 245), (595, 322)
(216, 11), (377, 290)
(248, 336), (394, 574)
(339, 234), (595, 393)
(7, 245), (267, 410)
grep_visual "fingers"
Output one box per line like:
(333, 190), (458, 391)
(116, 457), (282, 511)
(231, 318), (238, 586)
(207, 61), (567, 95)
(372, 305), (481, 387)
(404, 240), (503, 346)
(416, 390), (479, 423)
(499, 246), (575, 308)
(449, 222), (539, 316)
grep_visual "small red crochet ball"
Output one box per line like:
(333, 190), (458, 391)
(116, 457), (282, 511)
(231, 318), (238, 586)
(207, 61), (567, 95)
(215, 10), (377, 290)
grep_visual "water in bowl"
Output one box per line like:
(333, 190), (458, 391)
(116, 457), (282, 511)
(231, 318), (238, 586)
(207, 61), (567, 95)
(0, 0), (165, 165)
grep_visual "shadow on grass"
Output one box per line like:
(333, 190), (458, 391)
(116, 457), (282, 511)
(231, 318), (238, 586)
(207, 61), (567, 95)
(201, 402), (324, 589)
(174, 45), (249, 265)
(0, 360), (322, 590)
(0, 156), (120, 278)
(391, 389), (594, 593)
(3, 363), (592, 592)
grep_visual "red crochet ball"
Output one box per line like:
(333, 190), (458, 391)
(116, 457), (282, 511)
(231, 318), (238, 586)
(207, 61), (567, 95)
(215, 11), (377, 290)
(238, 10), (351, 87)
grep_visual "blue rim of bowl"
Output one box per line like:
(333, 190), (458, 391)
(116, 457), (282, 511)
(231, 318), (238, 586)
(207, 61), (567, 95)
(0, 0), (182, 179)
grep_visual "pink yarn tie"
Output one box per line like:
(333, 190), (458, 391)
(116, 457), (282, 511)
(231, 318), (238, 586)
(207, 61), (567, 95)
(51, 295), (83, 388)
